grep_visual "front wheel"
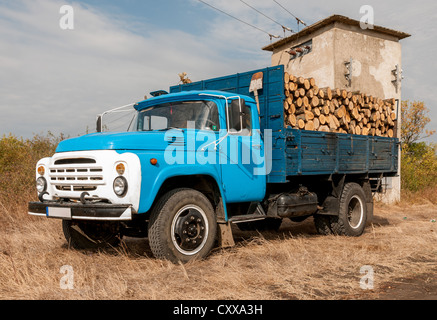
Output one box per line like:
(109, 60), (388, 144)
(148, 188), (217, 263)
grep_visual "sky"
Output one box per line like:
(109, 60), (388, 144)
(0, 0), (436, 143)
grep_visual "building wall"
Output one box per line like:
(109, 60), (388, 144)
(270, 23), (403, 203)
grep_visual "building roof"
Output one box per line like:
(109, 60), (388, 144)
(262, 14), (411, 52)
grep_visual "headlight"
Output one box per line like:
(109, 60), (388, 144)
(113, 176), (128, 197)
(36, 177), (47, 193)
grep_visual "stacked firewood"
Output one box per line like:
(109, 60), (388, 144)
(283, 72), (397, 137)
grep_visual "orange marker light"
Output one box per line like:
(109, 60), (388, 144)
(37, 166), (45, 176)
(116, 163), (125, 175)
(150, 158), (158, 165)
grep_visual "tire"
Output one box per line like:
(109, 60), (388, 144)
(148, 188), (217, 263)
(62, 220), (121, 249)
(330, 182), (367, 236)
(314, 214), (333, 235)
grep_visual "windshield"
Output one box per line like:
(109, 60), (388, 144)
(136, 100), (220, 131)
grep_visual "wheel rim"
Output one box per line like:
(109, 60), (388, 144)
(171, 205), (209, 256)
(347, 195), (364, 229)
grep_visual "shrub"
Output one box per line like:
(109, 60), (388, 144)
(401, 142), (437, 192)
(0, 133), (61, 216)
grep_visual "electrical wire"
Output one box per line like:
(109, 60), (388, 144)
(239, 0), (293, 33)
(272, 0), (307, 27)
(197, 0), (281, 39)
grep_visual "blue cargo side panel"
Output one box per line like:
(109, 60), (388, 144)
(285, 129), (398, 176)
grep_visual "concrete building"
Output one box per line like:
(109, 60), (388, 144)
(262, 15), (410, 203)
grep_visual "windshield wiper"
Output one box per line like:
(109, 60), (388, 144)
(156, 127), (184, 132)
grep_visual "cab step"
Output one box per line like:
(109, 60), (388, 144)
(228, 203), (267, 224)
(229, 214), (266, 224)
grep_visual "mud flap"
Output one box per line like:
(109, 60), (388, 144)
(217, 222), (235, 248)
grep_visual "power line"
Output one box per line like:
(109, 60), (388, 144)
(239, 0), (293, 33)
(272, 0), (307, 27)
(197, 0), (281, 40)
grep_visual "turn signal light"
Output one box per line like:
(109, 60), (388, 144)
(116, 163), (125, 175)
(37, 166), (45, 176)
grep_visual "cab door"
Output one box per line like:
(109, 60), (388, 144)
(219, 98), (266, 203)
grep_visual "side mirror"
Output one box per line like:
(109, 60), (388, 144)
(96, 115), (102, 132)
(229, 99), (242, 132)
(228, 99), (251, 134)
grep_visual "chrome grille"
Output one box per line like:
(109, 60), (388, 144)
(49, 158), (104, 192)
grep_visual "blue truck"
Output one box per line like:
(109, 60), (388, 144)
(28, 65), (399, 263)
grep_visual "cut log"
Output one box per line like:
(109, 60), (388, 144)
(387, 129), (394, 138)
(295, 107), (306, 115)
(334, 105), (346, 118)
(308, 78), (316, 87)
(318, 89), (325, 99)
(313, 117), (320, 130)
(305, 110), (315, 121)
(319, 114), (326, 125)
(288, 114), (297, 127)
(297, 118), (305, 129)
(320, 87), (332, 100)
(332, 88), (342, 98)
(295, 97), (303, 107)
(319, 125), (330, 132)
(305, 120), (315, 131)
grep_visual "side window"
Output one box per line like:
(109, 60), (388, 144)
(228, 99), (251, 135)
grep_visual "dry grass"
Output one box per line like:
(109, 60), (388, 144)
(1, 197), (436, 300)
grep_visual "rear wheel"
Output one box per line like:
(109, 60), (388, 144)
(330, 183), (367, 236)
(148, 188), (217, 263)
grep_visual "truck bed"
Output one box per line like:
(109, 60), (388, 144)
(170, 65), (399, 183)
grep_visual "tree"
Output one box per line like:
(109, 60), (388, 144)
(401, 100), (435, 147)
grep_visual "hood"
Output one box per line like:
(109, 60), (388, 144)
(56, 132), (172, 152)
(55, 130), (217, 153)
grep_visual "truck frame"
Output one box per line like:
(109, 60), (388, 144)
(28, 65), (399, 263)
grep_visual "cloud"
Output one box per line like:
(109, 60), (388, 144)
(0, 0), (268, 138)
(0, 0), (436, 143)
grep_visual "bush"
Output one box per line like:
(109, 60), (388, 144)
(401, 142), (437, 192)
(0, 133), (61, 216)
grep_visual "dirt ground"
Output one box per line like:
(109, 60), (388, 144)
(0, 200), (436, 301)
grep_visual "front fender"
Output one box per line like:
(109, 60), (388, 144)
(132, 151), (227, 218)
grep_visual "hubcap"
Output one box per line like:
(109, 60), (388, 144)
(171, 205), (208, 255)
(347, 195), (364, 229)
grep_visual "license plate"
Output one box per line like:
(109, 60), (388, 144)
(46, 207), (72, 219)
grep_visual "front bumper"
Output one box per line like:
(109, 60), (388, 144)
(28, 201), (132, 221)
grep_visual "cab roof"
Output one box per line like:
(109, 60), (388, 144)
(134, 90), (255, 111)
